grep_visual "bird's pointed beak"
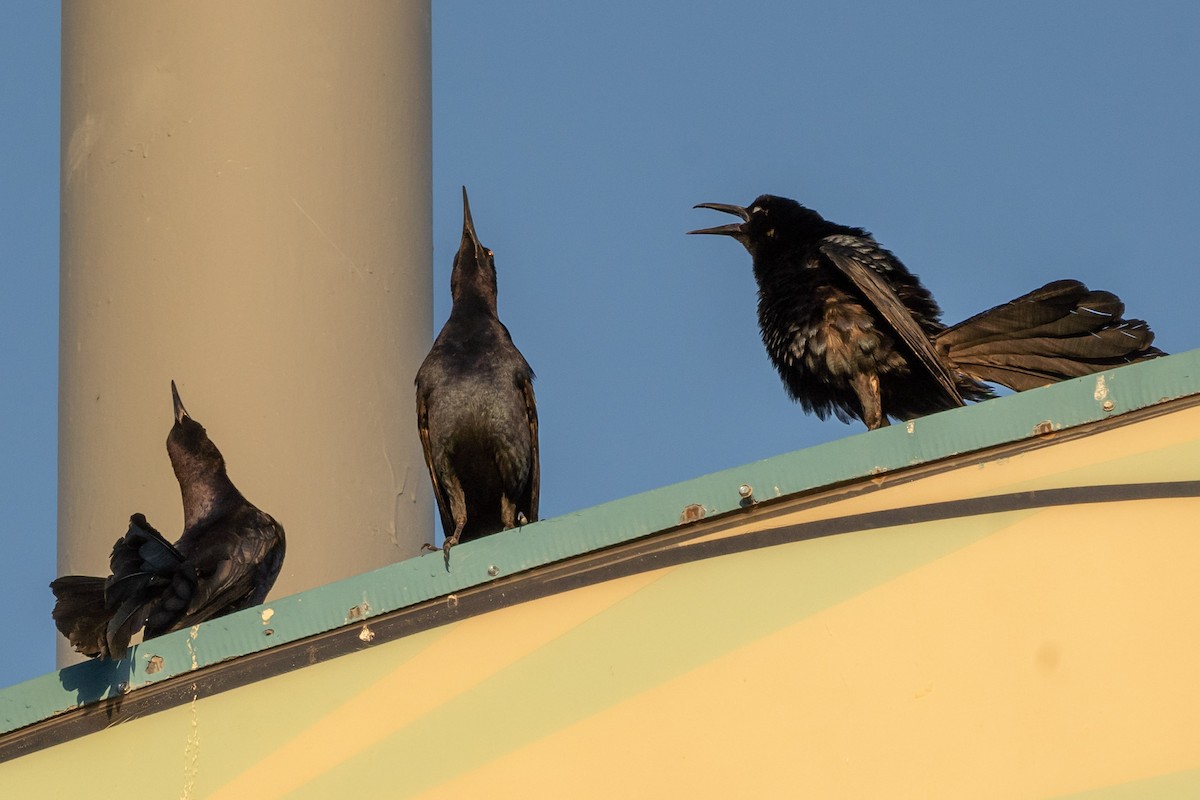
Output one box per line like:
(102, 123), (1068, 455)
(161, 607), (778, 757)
(460, 186), (481, 251)
(171, 380), (189, 424)
(688, 202), (750, 236)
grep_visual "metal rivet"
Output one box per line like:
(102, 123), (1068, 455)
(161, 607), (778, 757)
(738, 484), (754, 499)
(487, 565), (499, 576)
(1102, 400), (1115, 412)
(263, 628), (275, 637)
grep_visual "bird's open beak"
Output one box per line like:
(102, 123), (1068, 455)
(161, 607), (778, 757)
(171, 380), (189, 424)
(688, 202), (750, 236)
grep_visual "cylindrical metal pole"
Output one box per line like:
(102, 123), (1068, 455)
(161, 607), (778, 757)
(58, 1), (432, 664)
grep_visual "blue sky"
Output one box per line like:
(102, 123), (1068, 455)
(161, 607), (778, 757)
(2, 2), (1197, 689)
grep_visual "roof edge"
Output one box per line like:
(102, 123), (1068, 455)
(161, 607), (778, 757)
(3, 348), (1198, 736)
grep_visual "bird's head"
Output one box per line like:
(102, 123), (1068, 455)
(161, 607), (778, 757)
(167, 380), (228, 487)
(689, 194), (826, 260)
(450, 186), (499, 310)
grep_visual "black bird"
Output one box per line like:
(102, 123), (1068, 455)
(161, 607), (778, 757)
(50, 381), (286, 659)
(690, 195), (1163, 429)
(416, 187), (539, 559)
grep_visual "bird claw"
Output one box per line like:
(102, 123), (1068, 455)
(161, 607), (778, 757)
(440, 535), (461, 571)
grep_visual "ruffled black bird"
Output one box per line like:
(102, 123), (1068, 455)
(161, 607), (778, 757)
(690, 195), (1163, 429)
(50, 382), (286, 659)
(416, 188), (539, 561)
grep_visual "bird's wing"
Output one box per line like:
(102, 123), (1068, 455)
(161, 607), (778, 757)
(104, 514), (193, 656)
(107, 513), (185, 577)
(521, 376), (540, 521)
(416, 390), (454, 535)
(180, 512), (282, 624)
(820, 235), (964, 407)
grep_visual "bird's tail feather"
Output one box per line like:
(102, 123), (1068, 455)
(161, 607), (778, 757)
(937, 280), (1164, 391)
(49, 575), (111, 658)
(103, 514), (195, 659)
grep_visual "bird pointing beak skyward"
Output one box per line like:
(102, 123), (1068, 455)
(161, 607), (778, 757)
(416, 185), (539, 566)
(452, 186), (498, 304)
(460, 185), (484, 257)
(688, 202), (750, 237)
(171, 380), (189, 424)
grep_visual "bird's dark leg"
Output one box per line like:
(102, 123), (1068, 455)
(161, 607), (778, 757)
(500, 495), (517, 530)
(851, 372), (888, 430)
(443, 520), (464, 554)
(440, 474), (468, 567)
(442, 516), (465, 571)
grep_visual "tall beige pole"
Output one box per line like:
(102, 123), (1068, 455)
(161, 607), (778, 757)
(58, 1), (432, 664)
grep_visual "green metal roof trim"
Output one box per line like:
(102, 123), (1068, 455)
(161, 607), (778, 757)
(3, 348), (1198, 736)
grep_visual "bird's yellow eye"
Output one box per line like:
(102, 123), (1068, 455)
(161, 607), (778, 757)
(486, 249), (494, 258)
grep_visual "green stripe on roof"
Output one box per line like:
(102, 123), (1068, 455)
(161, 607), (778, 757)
(2, 348), (1198, 735)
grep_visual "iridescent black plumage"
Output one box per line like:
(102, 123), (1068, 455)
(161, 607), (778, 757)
(50, 382), (285, 659)
(691, 194), (1163, 429)
(416, 187), (539, 560)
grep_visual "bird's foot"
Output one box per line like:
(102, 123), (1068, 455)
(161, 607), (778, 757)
(441, 535), (460, 571)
